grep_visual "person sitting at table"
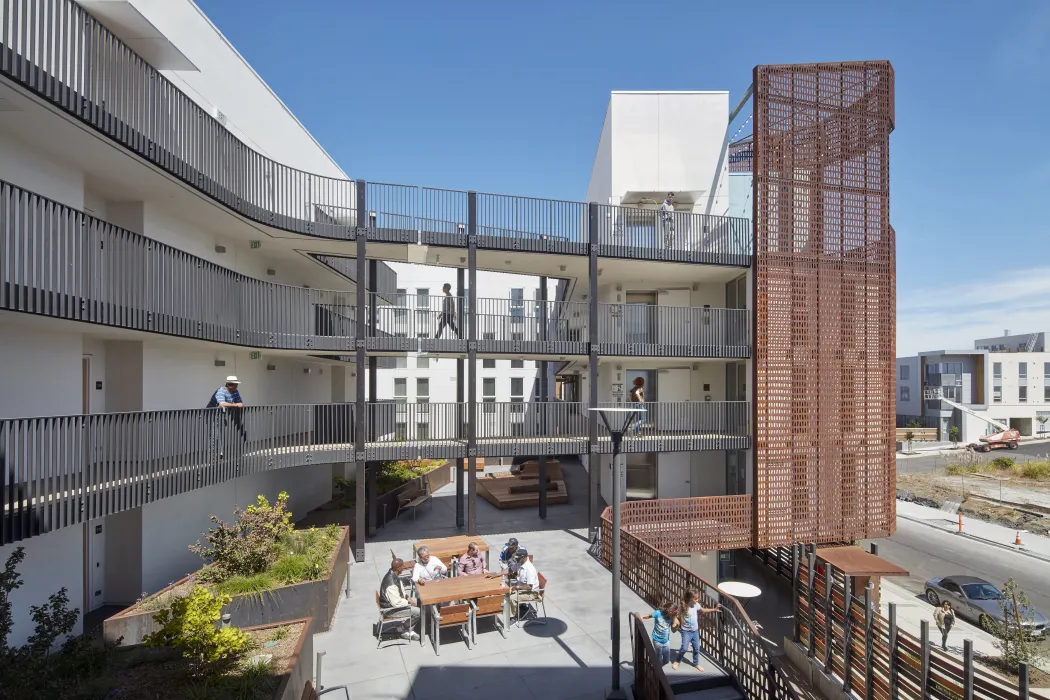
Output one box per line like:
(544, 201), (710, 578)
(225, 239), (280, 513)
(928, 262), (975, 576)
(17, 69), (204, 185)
(458, 541), (487, 576)
(379, 558), (420, 641)
(412, 545), (448, 586)
(509, 549), (541, 619)
(498, 537), (522, 571)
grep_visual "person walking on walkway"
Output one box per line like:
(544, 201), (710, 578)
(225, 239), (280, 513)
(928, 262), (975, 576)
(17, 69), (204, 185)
(659, 192), (676, 248)
(934, 601), (955, 651)
(672, 588), (721, 671)
(434, 283), (460, 338)
(628, 376), (645, 433)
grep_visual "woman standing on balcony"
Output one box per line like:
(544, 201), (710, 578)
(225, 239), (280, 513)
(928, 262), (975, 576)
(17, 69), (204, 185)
(628, 377), (645, 433)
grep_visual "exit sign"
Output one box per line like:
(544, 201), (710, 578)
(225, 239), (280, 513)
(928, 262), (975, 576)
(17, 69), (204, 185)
(249, 240), (261, 249)
(250, 351), (262, 360)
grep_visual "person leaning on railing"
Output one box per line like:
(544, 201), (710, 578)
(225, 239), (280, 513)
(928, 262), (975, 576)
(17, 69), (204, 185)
(207, 375), (247, 460)
(672, 588), (721, 672)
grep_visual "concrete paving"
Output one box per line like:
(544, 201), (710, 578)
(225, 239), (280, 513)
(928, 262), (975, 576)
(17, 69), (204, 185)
(312, 458), (718, 700)
(896, 499), (1050, 560)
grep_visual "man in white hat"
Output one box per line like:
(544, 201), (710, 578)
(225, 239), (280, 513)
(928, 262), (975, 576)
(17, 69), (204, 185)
(209, 376), (247, 456)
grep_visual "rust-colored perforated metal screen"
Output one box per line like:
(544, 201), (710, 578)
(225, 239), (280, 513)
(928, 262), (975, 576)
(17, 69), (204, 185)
(752, 61), (896, 547)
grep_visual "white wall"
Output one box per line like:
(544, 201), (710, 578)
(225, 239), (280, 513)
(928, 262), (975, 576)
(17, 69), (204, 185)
(0, 131), (84, 209)
(0, 526), (84, 647)
(585, 104), (613, 205)
(0, 321), (83, 419)
(125, 0), (345, 179)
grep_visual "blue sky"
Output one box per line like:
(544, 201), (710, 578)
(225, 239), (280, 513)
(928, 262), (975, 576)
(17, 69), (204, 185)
(197, 0), (1050, 356)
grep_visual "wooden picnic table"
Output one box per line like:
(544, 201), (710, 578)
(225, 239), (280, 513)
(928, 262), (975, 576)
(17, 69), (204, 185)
(416, 573), (509, 648)
(413, 535), (491, 569)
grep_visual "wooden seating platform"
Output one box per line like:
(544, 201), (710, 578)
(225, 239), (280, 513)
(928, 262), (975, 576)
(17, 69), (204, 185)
(477, 468), (569, 510)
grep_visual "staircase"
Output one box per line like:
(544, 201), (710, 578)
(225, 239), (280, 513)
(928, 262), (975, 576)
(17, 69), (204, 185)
(662, 657), (744, 699)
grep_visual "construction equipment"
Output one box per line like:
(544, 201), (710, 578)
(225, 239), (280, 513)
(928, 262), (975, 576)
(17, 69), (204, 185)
(923, 388), (1020, 452)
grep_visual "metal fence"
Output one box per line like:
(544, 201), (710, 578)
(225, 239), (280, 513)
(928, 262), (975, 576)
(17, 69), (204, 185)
(0, 179), (368, 351)
(0, 0), (751, 264)
(615, 494), (753, 555)
(600, 509), (797, 700)
(597, 304), (750, 357)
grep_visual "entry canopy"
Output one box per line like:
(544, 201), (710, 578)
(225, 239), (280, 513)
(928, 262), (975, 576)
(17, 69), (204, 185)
(815, 546), (909, 578)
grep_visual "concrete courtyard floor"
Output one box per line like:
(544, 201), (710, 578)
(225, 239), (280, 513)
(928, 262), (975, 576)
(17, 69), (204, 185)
(311, 459), (689, 700)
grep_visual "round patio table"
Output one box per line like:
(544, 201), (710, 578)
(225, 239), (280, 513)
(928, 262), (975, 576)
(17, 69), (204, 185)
(717, 581), (762, 611)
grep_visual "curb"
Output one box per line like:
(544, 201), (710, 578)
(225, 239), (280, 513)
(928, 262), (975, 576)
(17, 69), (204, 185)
(897, 511), (1050, 564)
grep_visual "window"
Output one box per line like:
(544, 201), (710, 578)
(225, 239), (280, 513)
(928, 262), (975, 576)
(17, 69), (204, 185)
(511, 377), (524, 413)
(511, 359), (524, 369)
(993, 387), (1002, 403)
(394, 356), (407, 369)
(1046, 387), (1050, 402)
(416, 288), (430, 307)
(482, 358), (496, 369)
(395, 423), (407, 441)
(417, 355), (429, 369)
(1020, 362), (1028, 379)
(510, 288), (524, 322)
(993, 362), (1002, 379)
(942, 580), (963, 596)
(899, 365), (910, 381)
(416, 378), (429, 399)
(1045, 362), (1050, 377)
(416, 422), (429, 440)
(483, 377), (496, 413)
(394, 288), (408, 319)
(941, 386), (960, 401)
(394, 378), (407, 398)
(1019, 386), (1028, 403)
(900, 386), (910, 402)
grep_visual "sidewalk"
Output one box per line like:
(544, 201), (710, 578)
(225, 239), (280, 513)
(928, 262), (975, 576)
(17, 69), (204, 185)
(880, 579), (1002, 660)
(896, 499), (1050, 561)
(898, 437), (1050, 459)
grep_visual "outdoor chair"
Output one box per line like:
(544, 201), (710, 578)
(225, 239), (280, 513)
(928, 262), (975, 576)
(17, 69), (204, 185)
(511, 572), (547, 628)
(469, 594), (507, 644)
(374, 591), (419, 648)
(429, 602), (473, 655)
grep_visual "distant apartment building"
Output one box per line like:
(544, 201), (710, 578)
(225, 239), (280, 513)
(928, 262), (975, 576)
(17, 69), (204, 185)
(896, 331), (1050, 441)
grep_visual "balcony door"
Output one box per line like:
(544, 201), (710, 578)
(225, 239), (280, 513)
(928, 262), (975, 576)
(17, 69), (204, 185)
(625, 292), (656, 345)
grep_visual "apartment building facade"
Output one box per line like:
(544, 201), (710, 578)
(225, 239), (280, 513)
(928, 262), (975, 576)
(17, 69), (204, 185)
(897, 337), (1050, 442)
(0, 0), (896, 646)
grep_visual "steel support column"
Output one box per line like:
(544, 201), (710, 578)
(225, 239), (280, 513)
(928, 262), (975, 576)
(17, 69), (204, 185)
(467, 191), (478, 535)
(353, 179), (367, 562)
(538, 275), (548, 520)
(587, 203), (600, 539)
(366, 259), (378, 537)
(456, 266), (465, 529)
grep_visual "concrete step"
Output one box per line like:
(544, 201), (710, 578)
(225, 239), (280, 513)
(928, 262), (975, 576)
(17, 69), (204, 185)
(673, 685), (745, 700)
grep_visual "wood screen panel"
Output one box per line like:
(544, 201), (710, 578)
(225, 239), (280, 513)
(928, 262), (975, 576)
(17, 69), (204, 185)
(752, 62), (896, 547)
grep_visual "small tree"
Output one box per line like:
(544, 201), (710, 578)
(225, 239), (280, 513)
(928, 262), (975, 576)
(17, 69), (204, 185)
(190, 492), (294, 579)
(145, 585), (249, 677)
(1038, 415), (1048, 436)
(948, 425), (961, 447)
(907, 419), (923, 429)
(904, 430), (915, 453)
(989, 578), (1046, 669)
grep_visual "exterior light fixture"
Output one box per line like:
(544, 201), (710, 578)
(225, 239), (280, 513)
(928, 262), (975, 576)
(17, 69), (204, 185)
(214, 360), (226, 367)
(588, 405), (645, 695)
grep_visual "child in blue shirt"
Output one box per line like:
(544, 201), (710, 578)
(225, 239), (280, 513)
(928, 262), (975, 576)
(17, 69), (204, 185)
(640, 598), (676, 666)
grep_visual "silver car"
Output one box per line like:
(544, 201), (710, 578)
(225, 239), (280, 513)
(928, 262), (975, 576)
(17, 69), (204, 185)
(924, 575), (1049, 637)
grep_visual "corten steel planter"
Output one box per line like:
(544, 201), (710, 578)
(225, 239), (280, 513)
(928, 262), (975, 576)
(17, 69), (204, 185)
(255, 618), (314, 700)
(373, 461), (451, 526)
(103, 527), (349, 645)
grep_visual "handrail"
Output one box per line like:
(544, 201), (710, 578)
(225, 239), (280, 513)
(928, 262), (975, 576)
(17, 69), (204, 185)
(0, 0), (751, 263)
(600, 507), (799, 700)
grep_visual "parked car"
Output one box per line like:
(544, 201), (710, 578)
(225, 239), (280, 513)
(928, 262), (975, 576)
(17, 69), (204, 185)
(924, 575), (1049, 637)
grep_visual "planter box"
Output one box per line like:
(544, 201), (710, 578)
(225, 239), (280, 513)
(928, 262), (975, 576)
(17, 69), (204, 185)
(104, 526), (349, 646)
(374, 461), (451, 526)
(259, 618), (314, 700)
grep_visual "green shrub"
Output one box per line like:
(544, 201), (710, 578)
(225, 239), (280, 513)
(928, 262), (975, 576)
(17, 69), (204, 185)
(190, 492), (294, 579)
(987, 456), (1015, 471)
(145, 586), (249, 677)
(945, 463), (964, 476)
(376, 459), (443, 495)
(268, 626), (290, 642)
(214, 573), (278, 598)
(1019, 460), (1050, 480)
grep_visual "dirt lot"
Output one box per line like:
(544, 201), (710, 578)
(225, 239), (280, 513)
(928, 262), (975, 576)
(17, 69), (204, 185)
(897, 471), (1050, 537)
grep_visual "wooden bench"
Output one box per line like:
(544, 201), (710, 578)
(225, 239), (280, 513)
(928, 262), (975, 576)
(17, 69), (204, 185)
(395, 481), (432, 520)
(508, 480), (559, 495)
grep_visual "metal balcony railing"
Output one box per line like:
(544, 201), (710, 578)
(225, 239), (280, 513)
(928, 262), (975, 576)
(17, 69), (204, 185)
(596, 400), (751, 453)
(597, 304), (750, 357)
(0, 179), (373, 351)
(0, 0), (752, 265)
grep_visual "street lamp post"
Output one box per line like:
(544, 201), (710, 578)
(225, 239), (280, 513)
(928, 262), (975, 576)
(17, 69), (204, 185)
(590, 406), (643, 698)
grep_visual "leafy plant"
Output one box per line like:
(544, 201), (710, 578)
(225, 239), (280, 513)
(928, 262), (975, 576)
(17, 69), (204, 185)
(190, 492), (294, 579)
(948, 425), (961, 446)
(904, 430), (915, 453)
(1019, 460), (1050, 480)
(988, 456), (1015, 471)
(988, 578), (1046, 669)
(144, 585), (249, 678)
(268, 625), (290, 642)
(1037, 416), (1048, 435)
(0, 546), (25, 647)
(906, 419), (923, 429)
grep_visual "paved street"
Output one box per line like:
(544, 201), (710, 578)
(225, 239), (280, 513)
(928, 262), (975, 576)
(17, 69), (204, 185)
(867, 518), (1050, 649)
(897, 441), (1050, 475)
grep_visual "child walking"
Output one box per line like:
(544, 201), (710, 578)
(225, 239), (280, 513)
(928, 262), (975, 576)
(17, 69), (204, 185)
(640, 598), (676, 666)
(673, 588), (721, 671)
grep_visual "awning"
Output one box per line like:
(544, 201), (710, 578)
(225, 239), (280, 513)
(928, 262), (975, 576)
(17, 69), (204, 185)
(815, 546), (909, 577)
